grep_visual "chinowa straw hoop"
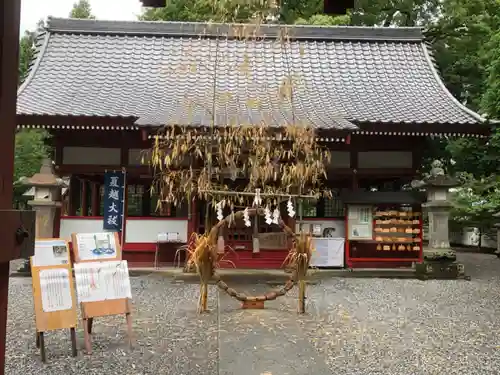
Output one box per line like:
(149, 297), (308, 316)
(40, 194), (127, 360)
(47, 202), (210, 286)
(184, 208), (314, 313)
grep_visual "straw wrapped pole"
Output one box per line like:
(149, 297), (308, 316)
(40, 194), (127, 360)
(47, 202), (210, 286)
(284, 232), (313, 313)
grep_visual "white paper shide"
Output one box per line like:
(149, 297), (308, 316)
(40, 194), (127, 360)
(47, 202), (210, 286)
(74, 260), (132, 303)
(39, 268), (74, 312)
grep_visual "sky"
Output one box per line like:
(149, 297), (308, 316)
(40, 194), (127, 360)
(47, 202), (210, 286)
(20, 0), (143, 34)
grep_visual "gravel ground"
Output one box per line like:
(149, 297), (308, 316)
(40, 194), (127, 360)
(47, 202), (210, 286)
(5, 252), (500, 375)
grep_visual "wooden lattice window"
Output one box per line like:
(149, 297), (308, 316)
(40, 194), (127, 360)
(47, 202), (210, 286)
(324, 195), (345, 218)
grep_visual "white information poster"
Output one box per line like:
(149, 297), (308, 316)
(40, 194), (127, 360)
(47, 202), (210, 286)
(74, 260), (132, 303)
(347, 205), (373, 240)
(39, 268), (74, 312)
(310, 238), (345, 267)
(75, 232), (118, 261)
(32, 240), (70, 267)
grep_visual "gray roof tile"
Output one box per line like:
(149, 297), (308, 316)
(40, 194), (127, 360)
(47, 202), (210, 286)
(17, 18), (484, 130)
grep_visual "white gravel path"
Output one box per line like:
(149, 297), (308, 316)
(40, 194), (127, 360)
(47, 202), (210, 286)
(5, 252), (500, 375)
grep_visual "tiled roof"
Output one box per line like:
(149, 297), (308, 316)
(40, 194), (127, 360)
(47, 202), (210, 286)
(17, 18), (485, 131)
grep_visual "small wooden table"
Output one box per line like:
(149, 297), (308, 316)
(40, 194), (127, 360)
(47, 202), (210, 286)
(154, 233), (184, 269)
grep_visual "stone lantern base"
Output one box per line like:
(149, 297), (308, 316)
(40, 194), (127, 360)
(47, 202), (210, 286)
(415, 250), (468, 280)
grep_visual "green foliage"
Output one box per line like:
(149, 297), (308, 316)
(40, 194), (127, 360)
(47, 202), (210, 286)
(481, 30), (500, 119)
(70, 0), (96, 19)
(14, 130), (51, 199)
(295, 14), (350, 26)
(18, 31), (36, 83)
(140, 0), (346, 24)
(423, 0), (500, 178)
(18, 20), (44, 84)
(17, 20), (51, 202)
(351, 0), (441, 27)
(140, 0), (273, 22)
(427, 0), (500, 110)
(450, 173), (500, 235)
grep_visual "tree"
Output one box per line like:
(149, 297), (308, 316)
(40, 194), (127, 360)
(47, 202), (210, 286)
(18, 20), (44, 84)
(295, 14), (350, 25)
(19, 31), (36, 83)
(424, 0), (500, 177)
(70, 0), (96, 19)
(450, 173), (500, 248)
(351, 0), (440, 27)
(140, 0), (346, 24)
(13, 130), (51, 203)
(16, 20), (51, 204)
(140, 0), (274, 22)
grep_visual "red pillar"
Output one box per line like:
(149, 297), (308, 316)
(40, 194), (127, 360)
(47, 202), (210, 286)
(0, 1), (21, 373)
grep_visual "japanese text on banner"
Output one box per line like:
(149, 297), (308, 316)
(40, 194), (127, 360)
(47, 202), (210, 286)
(103, 171), (125, 231)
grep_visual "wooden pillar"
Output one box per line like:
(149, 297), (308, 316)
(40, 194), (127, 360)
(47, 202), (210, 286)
(188, 197), (197, 239)
(142, 183), (150, 216)
(0, 1), (21, 373)
(53, 206), (62, 237)
(350, 149), (358, 190)
(121, 174), (128, 247)
(81, 180), (88, 216)
(91, 182), (99, 216)
(68, 176), (79, 216)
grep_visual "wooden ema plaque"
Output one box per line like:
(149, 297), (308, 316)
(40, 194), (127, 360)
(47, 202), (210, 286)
(30, 239), (78, 363)
(70, 232), (133, 354)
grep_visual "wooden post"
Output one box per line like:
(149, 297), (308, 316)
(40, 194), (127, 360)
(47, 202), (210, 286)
(350, 147), (359, 190)
(81, 180), (88, 216)
(91, 182), (99, 216)
(0, 1), (22, 372)
(68, 176), (79, 216)
(298, 280), (306, 313)
(121, 170), (128, 248)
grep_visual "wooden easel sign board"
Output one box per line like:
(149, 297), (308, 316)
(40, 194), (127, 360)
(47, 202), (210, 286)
(30, 239), (78, 363)
(71, 232), (133, 354)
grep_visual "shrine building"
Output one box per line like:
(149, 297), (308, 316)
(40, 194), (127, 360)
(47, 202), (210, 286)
(16, 18), (488, 269)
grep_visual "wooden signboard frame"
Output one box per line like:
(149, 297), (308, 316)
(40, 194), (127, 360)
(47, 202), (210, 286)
(70, 232), (133, 354)
(30, 239), (78, 363)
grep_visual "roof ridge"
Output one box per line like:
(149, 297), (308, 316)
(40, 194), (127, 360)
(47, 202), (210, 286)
(45, 17), (424, 42)
(420, 42), (485, 123)
(17, 31), (51, 98)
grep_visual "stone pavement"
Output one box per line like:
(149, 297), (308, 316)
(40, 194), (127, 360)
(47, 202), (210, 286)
(218, 285), (331, 375)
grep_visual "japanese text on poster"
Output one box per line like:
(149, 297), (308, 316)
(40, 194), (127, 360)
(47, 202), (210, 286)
(39, 268), (74, 312)
(103, 171), (125, 231)
(74, 260), (132, 303)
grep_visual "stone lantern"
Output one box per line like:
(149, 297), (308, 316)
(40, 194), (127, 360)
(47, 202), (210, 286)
(414, 160), (467, 279)
(16, 159), (67, 273)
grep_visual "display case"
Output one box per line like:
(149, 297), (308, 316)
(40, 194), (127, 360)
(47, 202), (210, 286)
(342, 191), (425, 268)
